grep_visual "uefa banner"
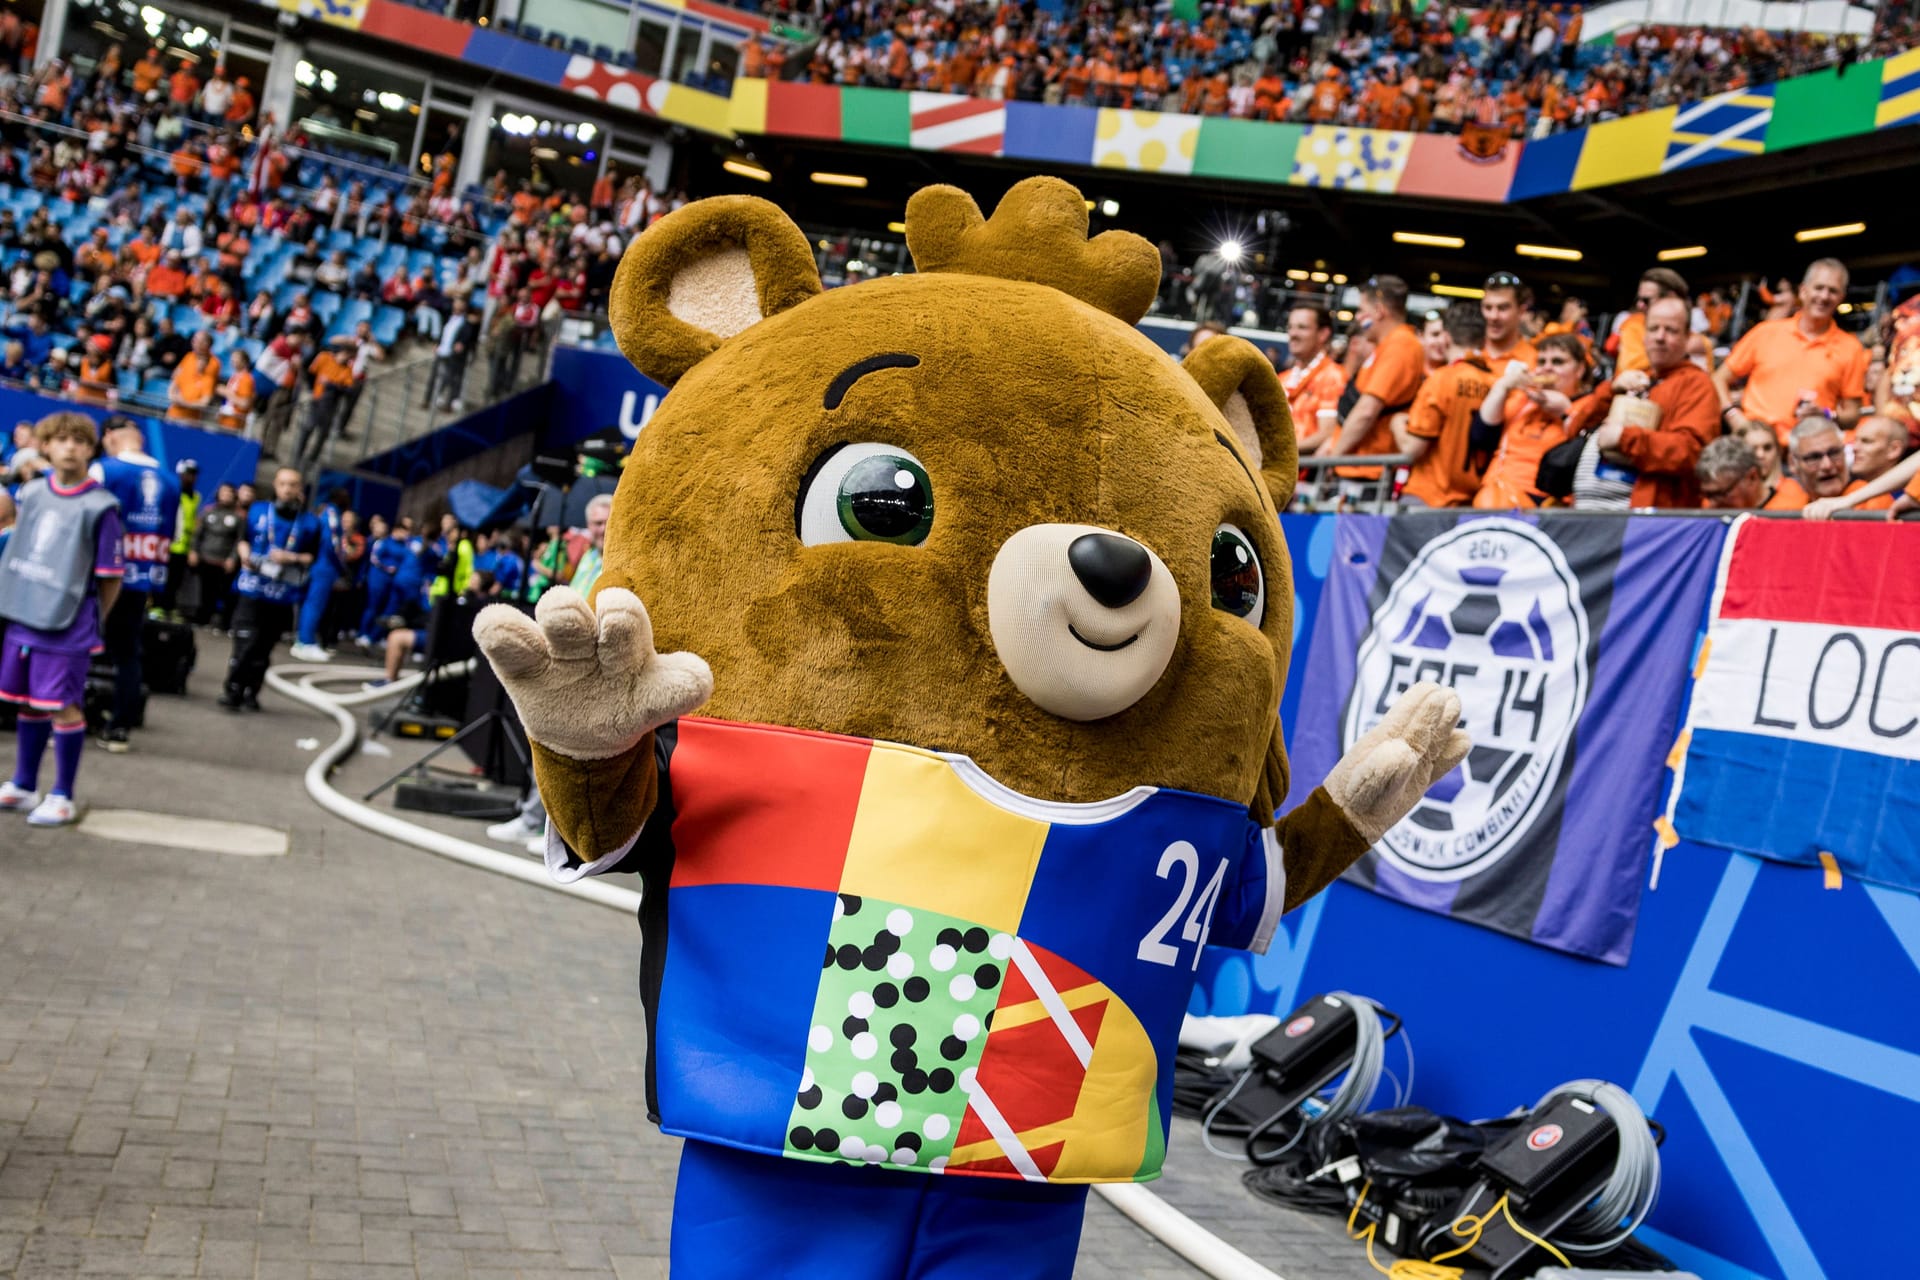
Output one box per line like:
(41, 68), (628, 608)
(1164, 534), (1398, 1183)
(1285, 513), (1725, 964)
(1668, 516), (1920, 892)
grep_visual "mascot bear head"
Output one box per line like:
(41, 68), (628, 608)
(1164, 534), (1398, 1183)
(599, 175), (1298, 818)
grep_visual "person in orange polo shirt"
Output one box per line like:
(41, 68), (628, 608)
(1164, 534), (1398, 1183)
(1797, 415), (1908, 517)
(1763, 415), (1892, 511)
(1306, 66), (1350, 122)
(1473, 334), (1595, 509)
(131, 47), (164, 97)
(168, 332), (221, 422)
(1282, 303), (1349, 451)
(1613, 266), (1688, 374)
(1716, 258), (1868, 441)
(1395, 302), (1495, 507)
(1320, 275), (1426, 496)
(1481, 270), (1536, 366)
(1801, 442), (1920, 518)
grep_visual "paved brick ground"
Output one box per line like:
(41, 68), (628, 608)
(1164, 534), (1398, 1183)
(0, 653), (1376, 1279)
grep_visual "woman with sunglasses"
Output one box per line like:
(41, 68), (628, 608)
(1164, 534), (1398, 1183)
(1471, 334), (1597, 509)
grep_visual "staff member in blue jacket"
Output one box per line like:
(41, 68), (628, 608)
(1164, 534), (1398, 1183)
(289, 487), (350, 663)
(355, 514), (407, 645)
(218, 468), (322, 712)
(92, 418), (179, 753)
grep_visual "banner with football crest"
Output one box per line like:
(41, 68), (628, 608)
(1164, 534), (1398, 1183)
(1284, 513), (1725, 964)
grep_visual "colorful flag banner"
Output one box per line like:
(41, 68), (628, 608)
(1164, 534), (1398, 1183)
(1879, 47), (1920, 129)
(1663, 87), (1773, 172)
(1668, 517), (1920, 892)
(1287, 513), (1724, 964)
(907, 93), (1005, 155)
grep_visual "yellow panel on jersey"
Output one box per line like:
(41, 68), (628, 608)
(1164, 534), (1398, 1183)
(840, 742), (1049, 935)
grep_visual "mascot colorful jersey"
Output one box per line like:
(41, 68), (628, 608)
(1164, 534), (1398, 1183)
(475, 176), (1468, 1278)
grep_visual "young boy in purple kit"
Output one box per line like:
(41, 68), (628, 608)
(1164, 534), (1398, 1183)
(0, 412), (125, 827)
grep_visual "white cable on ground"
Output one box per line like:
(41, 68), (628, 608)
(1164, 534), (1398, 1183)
(267, 660), (1284, 1280)
(264, 661), (639, 914)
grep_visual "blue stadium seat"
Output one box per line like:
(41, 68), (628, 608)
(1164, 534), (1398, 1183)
(117, 368), (140, 394)
(143, 375), (172, 399)
(370, 305), (404, 348)
(171, 305), (204, 335)
(613, 50), (637, 69)
(519, 23), (543, 42)
(312, 291), (343, 322)
(593, 44), (616, 63)
(494, 14), (517, 33)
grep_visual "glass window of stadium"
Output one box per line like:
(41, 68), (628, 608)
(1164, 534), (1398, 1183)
(482, 105), (607, 200)
(291, 53), (424, 169)
(59, 0), (254, 89)
(417, 86), (470, 179)
(518, 0), (628, 52)
(668, 20), (706, 85)
(634, 17), (669, 75)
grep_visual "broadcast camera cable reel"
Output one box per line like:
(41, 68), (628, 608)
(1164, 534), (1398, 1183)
(1195, 991), (1410, 1165)
(1411, 1079), (1664, 1278)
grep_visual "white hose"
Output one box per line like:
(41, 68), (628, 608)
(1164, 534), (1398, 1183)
(266, 661), (1282, 1280)
(263, 661), (640, 913)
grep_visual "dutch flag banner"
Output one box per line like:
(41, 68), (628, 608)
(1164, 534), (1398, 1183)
(1668, 515), (1920, 892)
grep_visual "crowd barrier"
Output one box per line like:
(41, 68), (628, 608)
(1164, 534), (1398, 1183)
(1196, 510), (1918, 1280)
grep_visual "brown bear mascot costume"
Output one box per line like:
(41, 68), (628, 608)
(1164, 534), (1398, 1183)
(474, 175), (1467, 1279)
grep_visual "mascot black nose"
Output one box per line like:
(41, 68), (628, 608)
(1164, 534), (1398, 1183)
(1068, 533), (1152, 608)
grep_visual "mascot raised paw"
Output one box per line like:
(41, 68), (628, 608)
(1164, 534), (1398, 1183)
(474, 175), (1469, 1280)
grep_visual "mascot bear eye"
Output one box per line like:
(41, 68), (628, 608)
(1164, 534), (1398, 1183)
(798, 443), (935, 546)
(1210, 524), (1265, 626)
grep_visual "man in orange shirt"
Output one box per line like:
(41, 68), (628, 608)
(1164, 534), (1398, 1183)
(1481, 270), (1535, 366)
(1283, 304), (1349, 450)
(1613, 266), (1687, 374)
(1321, 275), (1427, 494)
(225, 76), (255, 124)
(131, 47), (164, 96)
(1395, 302), (1494, 507)
(1763, 416), (1891, 510)
(1717, 258), (1867, 441)
(145, 250), (190, 299)
(1307, 66), (1349, 122)
(168, 60), (200, 108)
(1581, 297), (1720, 508)
(168, 332), (221, 422)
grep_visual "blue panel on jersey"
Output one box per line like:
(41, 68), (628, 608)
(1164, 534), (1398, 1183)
(656, 883), (835, 1152)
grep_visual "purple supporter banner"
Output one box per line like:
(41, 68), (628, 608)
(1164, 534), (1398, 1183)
(1285, 512), (1724, 964)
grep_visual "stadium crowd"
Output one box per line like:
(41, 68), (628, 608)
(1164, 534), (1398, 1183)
(743, 0), (1917, 136)
(1257, 257), (1920, 517)
(0, 47), (684, 460)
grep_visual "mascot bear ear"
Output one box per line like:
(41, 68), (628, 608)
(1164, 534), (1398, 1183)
(1182, 336), (1298, 510)
(609, 195), (824, 388)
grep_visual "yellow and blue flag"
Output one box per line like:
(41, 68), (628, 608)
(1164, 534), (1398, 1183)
(1663, 86), (1773, 173)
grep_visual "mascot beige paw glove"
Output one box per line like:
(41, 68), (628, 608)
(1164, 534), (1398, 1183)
(1322, 681), (1472, 844)
(473, 586), (713, 762)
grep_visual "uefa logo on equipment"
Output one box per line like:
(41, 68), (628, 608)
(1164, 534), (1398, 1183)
(1344, 518), (1590, 882)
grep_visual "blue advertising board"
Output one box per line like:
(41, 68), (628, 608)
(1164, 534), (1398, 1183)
(1202, 512), (1920, 1280)
(0, 386), (260, 490)
(545, 345), (667, 450)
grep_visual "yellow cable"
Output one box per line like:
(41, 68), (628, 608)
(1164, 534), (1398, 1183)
(1429, 1192), (1574, 1271)
(1346, 1180), (1575, 1279)
(1345, 1181), (1467, 1280)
